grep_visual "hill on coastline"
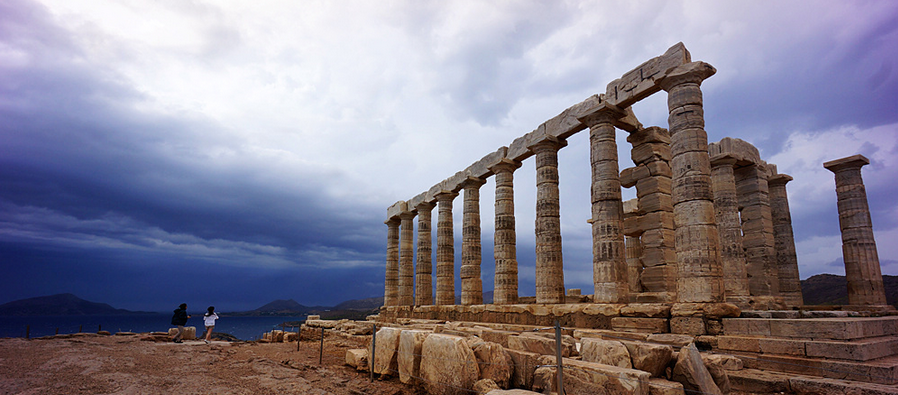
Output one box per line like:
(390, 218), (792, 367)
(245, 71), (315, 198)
(801, 273), (898, 308)
(0, 293), (151, 316)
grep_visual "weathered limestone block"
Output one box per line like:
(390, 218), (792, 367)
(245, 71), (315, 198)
(507, 333), (576, 357)
(168, 327), (196, 340)
(670, 317), (705, 336)
(649, 378), (685, 395)
(605, 42), (692, 108)
(336, 320), (374, 336)
(420, 334), (480, 395)
(506, 349), (541, 390)
(544, 94), (603, 140)
(621, 304), (672, 318)
(473, 341), (514, 389)
(485, 390), (543, 395)
(345, 349), (369, 371)
(466, 147), (507, 180)
(473, 379), (501, 395)
(398, 330), (430, 384)
(621, 340), (674, 377)
(611, 317), (669, 333)
(702, 354), (743, 371)
(580, 337), (632, 368)
(533, 356), (651, 395)
(647, 333), (696, 348)
(671, 343), (722, 395)
(373, 327), (402, 376)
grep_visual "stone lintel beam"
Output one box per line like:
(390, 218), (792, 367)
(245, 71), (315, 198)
(768, 174), (793, 186)
(407, 192), (428, 213)
(528, 133), (568, 154)
(466, 147), (508, 180)
(710, 153), (738, 168)
(605, 42), (692, 108)
(387, 200), (408, 221)
(488, 158), (522, 174)
(709, 137), (762, 167)
(507, 129), (540, 162)
(542, 94), (602, 140)
(823, 154), (870, 172)
(442, 170), (468, 193)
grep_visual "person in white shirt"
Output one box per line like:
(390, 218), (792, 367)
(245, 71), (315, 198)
(202, 306), (219, 344)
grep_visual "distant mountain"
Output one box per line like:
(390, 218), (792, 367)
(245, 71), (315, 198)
(0, 293), (150, 316)
(227, 299), (327, 316)
(333, 296), (383, 311)
(801, 274), (898, 308)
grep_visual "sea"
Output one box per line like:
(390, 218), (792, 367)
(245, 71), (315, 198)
(0, 314), (307, 341)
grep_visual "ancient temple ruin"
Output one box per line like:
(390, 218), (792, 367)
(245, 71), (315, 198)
(370, 43), (896, 393)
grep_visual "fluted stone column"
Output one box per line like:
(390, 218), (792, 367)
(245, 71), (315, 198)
(711, 154), (751, 307)
(384, 218), (400, 307)
(769, 174), (803, 307)
(461, 177), (486, 305)
(824, 155), (887, 306)
(735, 164), (779, 297)
(435, 191), (458, 305)
(415, 202), (435, 306)
(660, 61), (724, 303)
(491, 160), (521, 305)
(532, 137), (567, 304)
(398, 211), (416, 306)
(580, 106), (628, 303)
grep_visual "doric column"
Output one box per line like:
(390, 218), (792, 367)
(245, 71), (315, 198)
(768, 174), (803, 307)
(414, 201), (435, 306)
(735, 163), (779, 297)
(710, 154), (751, 307)
(579, 105), (628, 303)
(490, 160), (521, 305)
(435, 191), (459, 305)
(461, 177), (486, 305)
(531, 137), (567, 304)
(660, 61), (724, 303)
(398, 211), (416, 306)
(824, 155), (887, 306)
(384, 218), (400, 307)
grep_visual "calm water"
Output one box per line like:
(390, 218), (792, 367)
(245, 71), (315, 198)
(0, 314), (307, 340)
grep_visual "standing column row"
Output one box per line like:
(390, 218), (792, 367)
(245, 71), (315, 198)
(461, 177), (486, 305)
(710, 155), (751, 307)
(492, 160), (521, 304)
(532, 137), (567, 304)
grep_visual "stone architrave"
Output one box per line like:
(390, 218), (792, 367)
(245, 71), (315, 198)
(491, 159), (522, 305)
(435, 191), (459, 306)
(384, 218), (400, 307)
(768, 174), (803, 307)
(530, 136), (568, 304)
(734, 163), (779, 297)
(710, 154), (750, 307)
(578, 104), (629, 303)
(461, 177), (486, 305)
(659, 61), (724, 303)
(399, 210), (416, 306)
(415, 201), (436, 306)
(824, 155), (888, 306)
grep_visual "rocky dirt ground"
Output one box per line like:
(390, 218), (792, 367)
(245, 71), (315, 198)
(0, 331), (421, 395)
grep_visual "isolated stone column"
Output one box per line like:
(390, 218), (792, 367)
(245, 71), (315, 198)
(768, 174), (803, 307)
(435, 191), (459, 305)
(461, 177), (486, 305)
(384, 218), (400, 307)
(710, 154), (751, 307)
(398, 211), (416, 306)
(415, 202), (435, 306)
(491, 160), (521, 305)
(660, 61), (724, 303)
(579, 105), (628, 303)
(735, 163), (779, 297)
(531, 137), (567, 304)
(824, 155), (887, 306)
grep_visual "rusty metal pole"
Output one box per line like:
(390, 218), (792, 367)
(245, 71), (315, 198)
(319, 327), (324, 365)
(555, 320), (564, 395)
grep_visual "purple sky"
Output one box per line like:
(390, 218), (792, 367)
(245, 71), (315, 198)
(1, 0), (897, 312)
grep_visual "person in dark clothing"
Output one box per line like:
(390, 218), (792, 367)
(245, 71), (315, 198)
(170, 303), (191, 343)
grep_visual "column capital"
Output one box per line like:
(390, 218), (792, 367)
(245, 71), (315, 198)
(434, 190), (459, 201)
(710, 153), (738, 168)
(399, 211), (416, 220)
(415, 201), (436, 211)
(529, 135), (567, 153)
(461, 176), (486, 189)
(824, 154), (869, 173)
(577, 102), (626, 127)
(768, 174), (793, 187)
(384, 217), (400, 226)
(659, 61), (716, 91)
(488, 158), (522, 174)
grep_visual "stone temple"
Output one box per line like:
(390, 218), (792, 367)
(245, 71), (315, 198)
(367, 43), (897, 394)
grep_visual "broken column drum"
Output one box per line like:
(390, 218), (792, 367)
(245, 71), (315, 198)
(824, 155), (888, 306)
